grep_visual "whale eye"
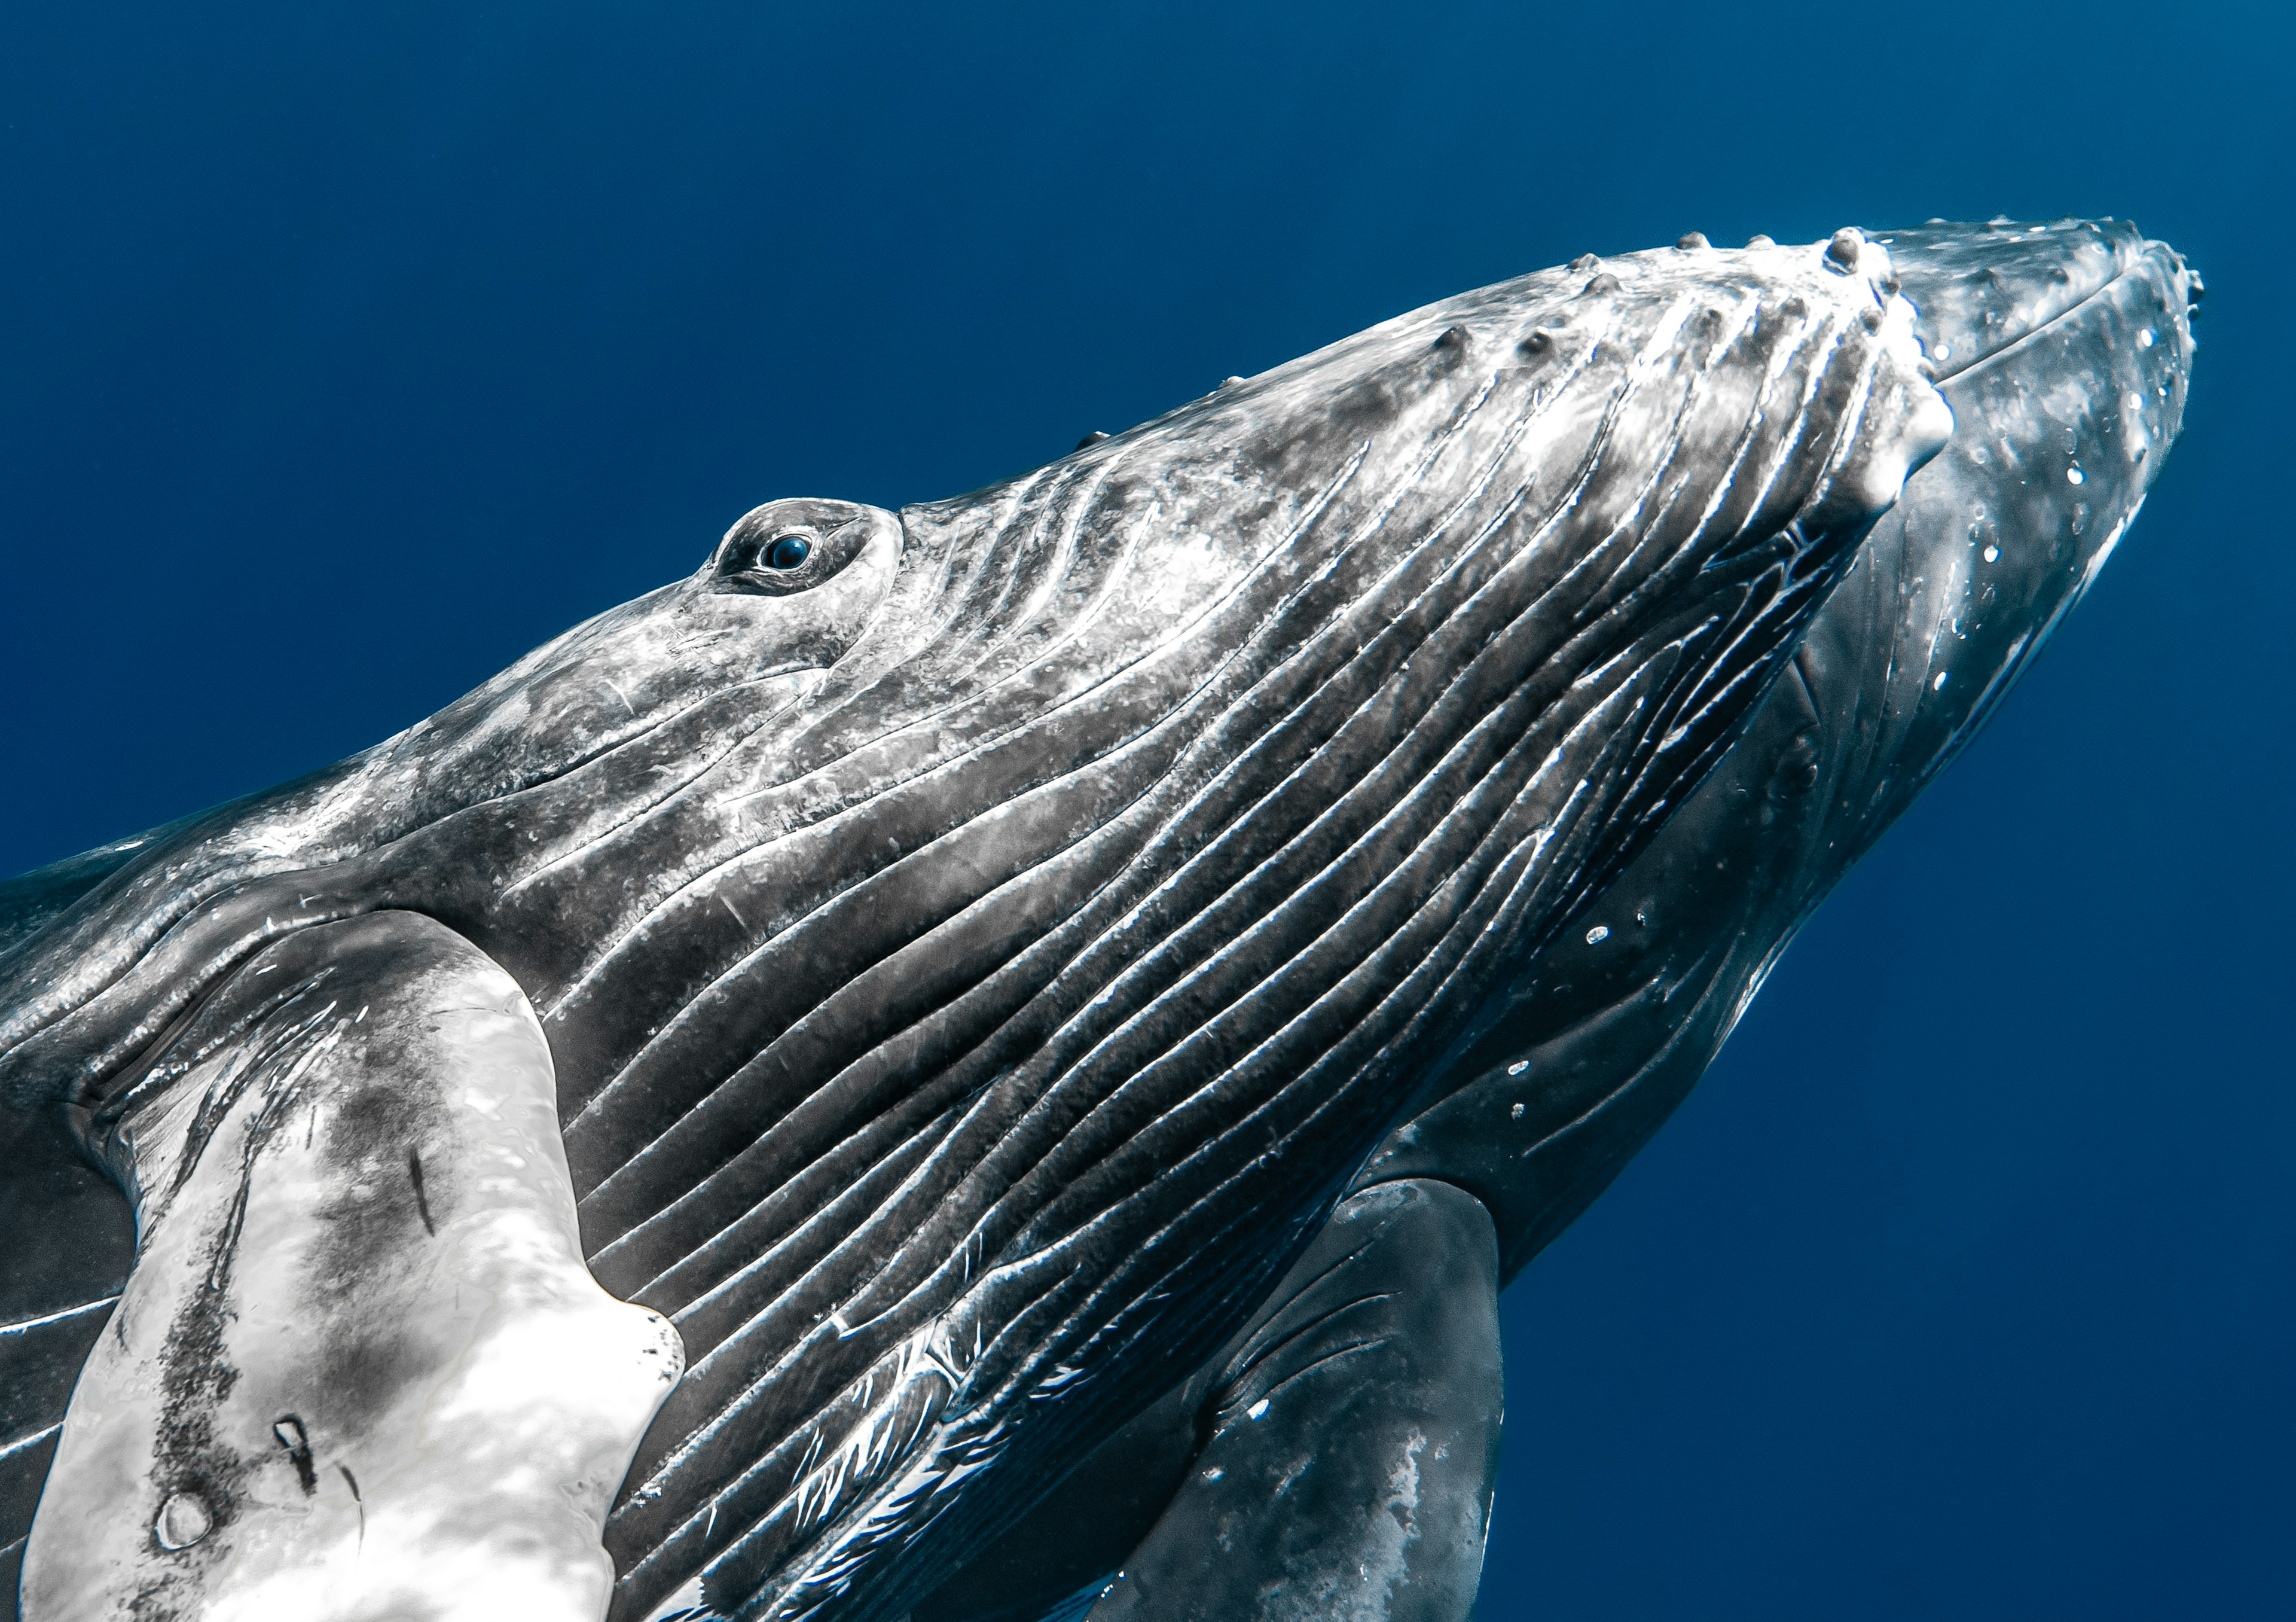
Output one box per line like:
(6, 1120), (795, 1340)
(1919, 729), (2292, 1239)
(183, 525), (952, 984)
(715, 521), (825, 590)
(712, 499), (886, 596)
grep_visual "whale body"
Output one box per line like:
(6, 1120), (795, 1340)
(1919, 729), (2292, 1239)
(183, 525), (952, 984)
(0, 219), (2192, 1622)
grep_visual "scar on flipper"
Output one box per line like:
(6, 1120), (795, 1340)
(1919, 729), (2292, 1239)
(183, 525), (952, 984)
(340, 1464), (363, 1551)
(272, 1414), (317, 1495)
(408, 1148), (436, 1236)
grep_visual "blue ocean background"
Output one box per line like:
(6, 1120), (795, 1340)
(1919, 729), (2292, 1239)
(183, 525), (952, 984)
(3, 4), (2287, 1616)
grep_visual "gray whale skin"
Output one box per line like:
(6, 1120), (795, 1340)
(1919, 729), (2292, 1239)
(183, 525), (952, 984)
(0, 219), (2195, 1622)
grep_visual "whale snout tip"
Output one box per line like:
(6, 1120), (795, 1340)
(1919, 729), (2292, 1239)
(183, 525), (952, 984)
(2171, 251), (2205, 321)
(1882, 217), (2201, 390)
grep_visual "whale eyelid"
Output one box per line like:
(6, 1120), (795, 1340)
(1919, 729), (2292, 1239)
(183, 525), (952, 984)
(707, 510), (886, 598)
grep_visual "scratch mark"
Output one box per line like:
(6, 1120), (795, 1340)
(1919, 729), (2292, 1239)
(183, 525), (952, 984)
(408, 1150), (436, 1237)
(272, 1414), (317, 1495)
(340, 1464), (363, 1554)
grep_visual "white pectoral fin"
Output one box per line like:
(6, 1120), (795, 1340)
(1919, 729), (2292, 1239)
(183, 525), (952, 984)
(23, 911), (683, 1622)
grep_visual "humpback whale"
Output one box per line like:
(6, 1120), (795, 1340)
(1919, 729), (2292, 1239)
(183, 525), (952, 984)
(0, 219), (2192, 1622)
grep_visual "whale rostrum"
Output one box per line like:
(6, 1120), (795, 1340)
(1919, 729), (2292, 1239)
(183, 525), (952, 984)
(0, 219), (2193, 1622)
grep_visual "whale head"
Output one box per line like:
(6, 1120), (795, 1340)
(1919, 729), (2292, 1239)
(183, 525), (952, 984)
(1357, 218), (2200, 1283)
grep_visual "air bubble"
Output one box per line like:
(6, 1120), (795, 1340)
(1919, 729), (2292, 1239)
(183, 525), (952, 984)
(2139, 329), (2156, 347)
(1247, 1398), (1270, 1420)
(1507, 1060), (1529, 1076)
(1933, 671), (1949, 690)
(2066, 466), (2085, 484)
(1585, 925), (1610, 944)
(1934, 342), (1952, 361)
(1983, 545), (2000, 562)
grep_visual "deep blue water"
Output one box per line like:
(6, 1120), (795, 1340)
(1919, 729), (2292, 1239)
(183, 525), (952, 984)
(3, 4), (2288, 1617)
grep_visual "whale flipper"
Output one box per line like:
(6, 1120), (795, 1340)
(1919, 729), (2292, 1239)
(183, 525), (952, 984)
(19, 912), (683, 1622)
(1089, 1178), (1503, 1622)
(0, 1109), (133, 1612)
(914, 1179), (1504, 1622)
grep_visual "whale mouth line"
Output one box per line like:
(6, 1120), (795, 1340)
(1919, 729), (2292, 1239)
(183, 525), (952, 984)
(1928, 279), (2115, 388)
(1921, 243), (2185, 389)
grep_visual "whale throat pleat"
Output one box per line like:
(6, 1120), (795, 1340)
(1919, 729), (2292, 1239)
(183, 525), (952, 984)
(570, 284), (1904, 1621)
